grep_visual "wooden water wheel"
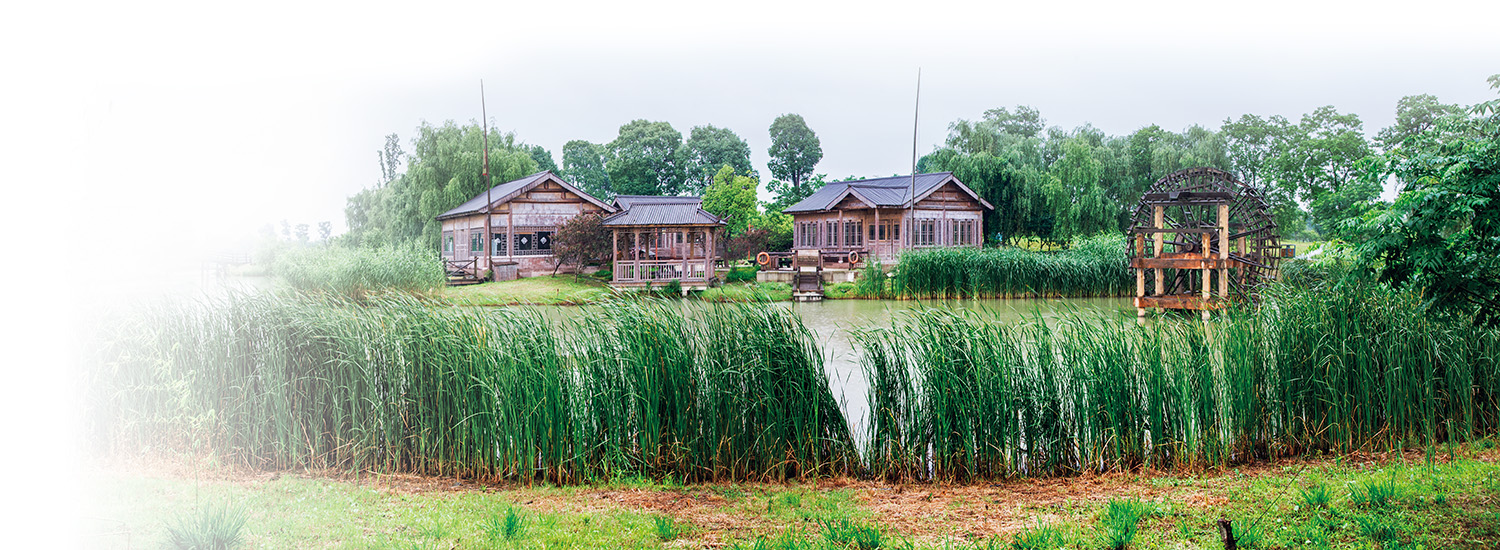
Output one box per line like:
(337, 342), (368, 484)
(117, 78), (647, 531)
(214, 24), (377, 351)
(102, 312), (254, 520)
(1128, 167), (1292, 317)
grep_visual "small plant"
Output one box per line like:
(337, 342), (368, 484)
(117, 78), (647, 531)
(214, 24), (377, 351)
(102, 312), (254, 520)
(821, 517), (883, 550)
(482, 505), (528, 541)
(164, 501), (249, 550)
(1351, 476), (1403, 509)
(1301, 482), (1332, 508)
(1098, 498), (1152, 550)
(1010, 521), (1063, 549)
(1235, 521), (1265, 548)
(662, 279), (684, 297)
(1355, 514), (1399, 544)
(655, 515), (680, 541)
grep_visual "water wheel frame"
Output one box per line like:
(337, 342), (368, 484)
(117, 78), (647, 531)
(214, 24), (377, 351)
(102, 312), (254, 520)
(1128, 167), (1287, 305)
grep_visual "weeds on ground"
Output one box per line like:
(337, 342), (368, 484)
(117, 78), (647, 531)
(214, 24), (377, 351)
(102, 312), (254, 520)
(1098, 498), (1153, 550)
(820, 517), (883, 549)
(163, 501), (248, 550)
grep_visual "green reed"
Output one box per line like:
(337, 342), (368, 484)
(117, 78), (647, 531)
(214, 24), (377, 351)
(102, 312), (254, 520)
(88, 293), (854, 483)
(856, 281), (1500, 481)
(891, 233), (1130, 299)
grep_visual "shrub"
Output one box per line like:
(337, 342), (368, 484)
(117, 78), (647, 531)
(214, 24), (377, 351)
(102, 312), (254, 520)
(726, 265), (759, 283)
(593, 269), (613, 280)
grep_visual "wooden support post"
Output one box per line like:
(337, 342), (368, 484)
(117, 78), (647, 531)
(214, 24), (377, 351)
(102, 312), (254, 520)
(1152, 206), (1164, 309)
(1218, 203), (1230, 305)
(1135, 233), (1146, 321)
(611, 230), (618, 282)
(1202, 233), (1212, 321)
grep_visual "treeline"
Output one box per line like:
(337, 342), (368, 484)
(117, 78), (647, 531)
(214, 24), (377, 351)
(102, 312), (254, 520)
(343, 115), (826, 251)
(344, 77), (1499, 255)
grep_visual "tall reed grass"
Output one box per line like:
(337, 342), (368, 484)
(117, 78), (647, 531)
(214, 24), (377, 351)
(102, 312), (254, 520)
(891, 233), (1129, 299)
(272, 243), (445, 298)
(87, 294), (855, 483)
(856, 281), (1500, 481)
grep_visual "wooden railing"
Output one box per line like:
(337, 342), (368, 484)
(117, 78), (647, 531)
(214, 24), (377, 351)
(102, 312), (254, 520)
(613, 259), (711, 282)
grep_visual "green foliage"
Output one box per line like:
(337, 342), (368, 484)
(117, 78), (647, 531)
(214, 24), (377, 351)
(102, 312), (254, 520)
(685, 124), (755, 194)
(767, 114), (824, 201)
(1350, 476), (1404, 509)
(562, 140), (613, 200)
(1008, 522), (1064, 550)
(164, 501), (248, 550)
(820, 518), (883, 549)
(854, 258), (889, 298)
(703, 166), (760, 238)
(607, 119), (687, 196)
(1098, 499), (1151, 549)
(654, 515), (679, 541)
(856, 283), (1500, 481)
(272, 243), (445, 298)
(725, 265), (759, 283)
(891, 233), (1129, 299)
(91, 296), (856, 483)
(750, 208), (794, 252)
(1300, 483), (1332, 508)
(527, 144), (559, 173)
(1355, 107), (1500, 321)
(342, 122), (539, 248)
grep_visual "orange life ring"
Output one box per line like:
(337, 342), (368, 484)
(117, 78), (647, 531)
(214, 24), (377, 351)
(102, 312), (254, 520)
(847, 251), (861, 264)
(756, 251), (772, 266)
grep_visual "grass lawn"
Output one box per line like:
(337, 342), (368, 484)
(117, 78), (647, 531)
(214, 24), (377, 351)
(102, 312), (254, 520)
(697, 281), (792, 302)
(86, 441), (1500, 549)
(436, 275), (614, 306)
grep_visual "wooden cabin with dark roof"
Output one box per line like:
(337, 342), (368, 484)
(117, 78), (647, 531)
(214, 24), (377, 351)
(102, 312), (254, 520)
(603, 195), (726, 291)
(437, 171), (615, 279)
(781, 172), (993, 263)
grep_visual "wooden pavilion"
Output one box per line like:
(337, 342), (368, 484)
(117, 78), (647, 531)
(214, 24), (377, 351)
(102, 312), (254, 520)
(437, 171), (615, 280)
(603, 195), (726, 291)
(780, 172), (993, 263)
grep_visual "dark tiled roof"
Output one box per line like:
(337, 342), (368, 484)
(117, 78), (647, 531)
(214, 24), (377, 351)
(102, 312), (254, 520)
(436, 171), (613, 220)
(612, 195), (702, 210)
(782, 172), (993, 213)
(602, 196), (726, 227)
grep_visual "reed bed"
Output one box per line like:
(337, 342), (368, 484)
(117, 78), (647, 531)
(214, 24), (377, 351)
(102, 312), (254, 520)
(273, 243), (446, 298)
(891, 233), (1130, 299)
(855, 282), (1500, 481)
(88, 293), (855, 483)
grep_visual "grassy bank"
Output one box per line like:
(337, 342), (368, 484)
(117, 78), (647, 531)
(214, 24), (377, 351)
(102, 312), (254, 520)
(90, 442), (1500, 549)
(88, 295), (855, 484)
(437, 275), (614, 305)
(884, 233), (1131, 299)
(856, 281), (1500, 482)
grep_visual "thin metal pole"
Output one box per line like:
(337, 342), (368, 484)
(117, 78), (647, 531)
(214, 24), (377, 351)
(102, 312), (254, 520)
(908, 68), (920, 255)
(482, 80), (491, 272)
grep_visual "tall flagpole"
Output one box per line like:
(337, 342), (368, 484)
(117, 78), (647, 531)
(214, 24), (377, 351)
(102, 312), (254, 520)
(909, 68), (921, 250)
(482, 80), (491, 273)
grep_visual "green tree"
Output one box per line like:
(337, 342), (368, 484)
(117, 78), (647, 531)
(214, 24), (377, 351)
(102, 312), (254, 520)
(767, 113), (823, 198)
(606, 120), (687, 196)
(562, 140), (612, 199)
(343, 121), (538, 248)
(683, 125), (754, 194)
(526, 144), (559, 173)
(378, 133), (404, 186)
(1376, 94), (1468, 152)
(1042, 139), (1114, 241)
(767, 173), (827, 212)
(701, 165), (759, 238)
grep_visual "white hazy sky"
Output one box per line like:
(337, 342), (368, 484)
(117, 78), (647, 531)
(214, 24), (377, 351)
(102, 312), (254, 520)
(0, 1), (1495, 544)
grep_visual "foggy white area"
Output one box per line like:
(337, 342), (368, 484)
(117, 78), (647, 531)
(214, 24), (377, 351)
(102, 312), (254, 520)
(1, 0), (1496, 545)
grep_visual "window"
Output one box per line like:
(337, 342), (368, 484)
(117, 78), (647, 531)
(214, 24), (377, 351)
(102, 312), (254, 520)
(796, 222), (818, 248)
(878, 223), (886, 241)
(536, 231), (552, 251)
(442, 233), (454, 255)
(914, 219), (937, 246)
(492, 233), (507, 256)
(951, 220), (975, 245)
(843, 221), (862, 248)
(825, 221), (838, 247)
(470, 231), (484, 253)
(868, 224), (875, 240)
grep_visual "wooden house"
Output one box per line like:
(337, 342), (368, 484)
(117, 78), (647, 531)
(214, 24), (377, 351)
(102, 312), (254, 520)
(781, 172), (993, 262)
(603, 195), (725, 291)
(437, 171), (615, 278)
